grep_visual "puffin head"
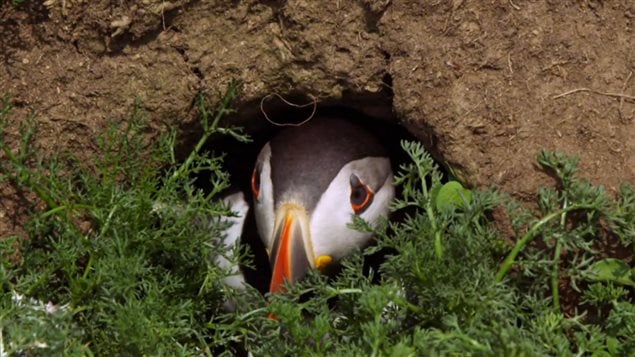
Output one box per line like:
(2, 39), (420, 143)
(250, 118), (394, 293)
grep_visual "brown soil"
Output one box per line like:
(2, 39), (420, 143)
(1, 0), (634, 239)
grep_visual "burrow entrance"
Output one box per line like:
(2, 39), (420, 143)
(195, 90), (444, 294)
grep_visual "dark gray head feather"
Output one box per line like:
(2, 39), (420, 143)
(269, 117), (387, 211)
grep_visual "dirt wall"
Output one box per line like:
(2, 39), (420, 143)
(1, 0), (634, 237)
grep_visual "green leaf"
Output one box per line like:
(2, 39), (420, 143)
(435, 181), (472, 211)
(607, 336), (620, 355)
(583, 259), (635, 287)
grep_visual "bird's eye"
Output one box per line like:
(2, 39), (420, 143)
(350, 174), (374, 215)
(251, 166), (261, 200)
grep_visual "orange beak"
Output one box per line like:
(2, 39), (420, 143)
(268, 204), (312, 294)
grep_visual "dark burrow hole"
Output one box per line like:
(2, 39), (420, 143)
(195, 93), (446, 295)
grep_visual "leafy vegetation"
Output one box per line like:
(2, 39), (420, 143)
(1, 85), (634, 355)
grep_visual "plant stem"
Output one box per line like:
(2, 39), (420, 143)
(169, 83), (238, 184)
(40, 204), (93, 218)
(1, 142), (58, 209)
(550, 197), (568, 311)
(168, 119), (213, 184)
(417, 161), (443, 259)
(402, 299), (424, 315)
(551, 240), (562, 310)
(431, 211), (443, 259)
(495, 203), (596, 283)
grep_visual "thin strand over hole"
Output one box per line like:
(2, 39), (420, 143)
(260, 93), (317, 127)
(552, 87), (635, 102)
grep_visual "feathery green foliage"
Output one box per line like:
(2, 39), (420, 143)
(1, 87), (634, 355)
(1, 86), (258, 355)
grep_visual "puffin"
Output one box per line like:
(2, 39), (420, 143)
(248, 117), (394, 294)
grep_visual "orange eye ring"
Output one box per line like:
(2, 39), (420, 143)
(350, 174), (374, 215)
(251, 167), (261, 200)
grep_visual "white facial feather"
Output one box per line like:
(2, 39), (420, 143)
(216, 191), (250, 312)
(253, 143), (275, 250)
(216, 191), (250, 290)
(310, 157), (394, 261)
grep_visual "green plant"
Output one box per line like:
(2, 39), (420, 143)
(1, 88), (634, 355)
(214, 141), (634, 355)
(0, 85), (259, 355)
